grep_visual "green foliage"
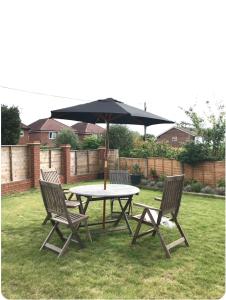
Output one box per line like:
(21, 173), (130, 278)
(82, 135), (102, 149)
(108, 125), (133, 156)
(217, 179), (225, 188)
(179, 101), (225, 162)
(131, 164), (142, 175)
(129, 140), (181, 159)
(1, 105), (21, 145)
(200, 186), (215, 194)
(191, 181), (203, 193)
(55, 128), (79, 150)
(178, 142), (212, 165)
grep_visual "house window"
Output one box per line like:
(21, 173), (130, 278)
(49, 132), (57, 139)
(20, 130), (24, 137)
(195, 136), (203, 143)
(172, 136), (177, 142)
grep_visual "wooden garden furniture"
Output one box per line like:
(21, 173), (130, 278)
(131, 175), (189, 258)
(109, 170), (132, 216)
(41, 168), (85, 224)
(39, 180), (91, 258)
(69, 184), (139, 234)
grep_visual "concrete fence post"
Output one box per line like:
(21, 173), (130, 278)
(27, 141), (40, 188)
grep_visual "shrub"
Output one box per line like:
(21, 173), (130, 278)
(149, 181), (156, 187)
(55, 129), (80, 150)
(191, 181), (203, 193)
(108, 125), (133, 156)
(178, 142), (211, 165)
(82, 135), (102, 150)
(200, 186), (215, 194)
(156, 181), (164, 188)
(217, 179), (225, 188)
(132, 164), (142, 175)
(184, 185), (192, 192)
(150, 169), (158, 181)
(215, 187), (225, 196)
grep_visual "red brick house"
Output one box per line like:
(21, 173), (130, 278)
(71, 122), (105, 140)
(18, 123), (30, 145)
(28, 118), (73, 146)
(156, 127), (196, 147)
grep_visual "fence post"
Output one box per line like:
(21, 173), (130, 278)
(28, 141), (40, 188)
(60, 144), (71, 184)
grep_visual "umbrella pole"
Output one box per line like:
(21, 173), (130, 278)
(104, 121), (109, 190)
(103, 121), (109, 230)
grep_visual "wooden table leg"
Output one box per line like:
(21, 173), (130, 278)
(103, 199), (106, 229)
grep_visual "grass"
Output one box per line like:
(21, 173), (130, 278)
(2, 180), (225, 299)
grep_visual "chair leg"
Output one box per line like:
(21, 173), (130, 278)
(131, 209), (146, 244)
(58, 233), (73, 258)
(42, 215), (50, 225)
(146, 210), (171, 258)
(174, 218), (189, 247)
(84, 219), (92, 242)
(40, 222), (58, 251)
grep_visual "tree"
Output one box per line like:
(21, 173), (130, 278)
(108, 125), (133, 156)
(82, 135), (102, 149)
(1, 105), (21, 145)
(179, 101), (225, 161)
(55, 128), (80, 149)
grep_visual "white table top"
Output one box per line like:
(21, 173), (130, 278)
(69, 184), (140, 198)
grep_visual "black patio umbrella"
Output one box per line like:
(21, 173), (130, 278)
(51, 98), (174, 189)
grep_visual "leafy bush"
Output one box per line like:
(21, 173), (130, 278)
(215, 187), (225, 196)
(131, 164), (142, 175)
(108, 125), (133, 156)
(191, 181), (203, 193)
(149, 181), (156, 187)
(150, 169), (158, 180)
(200, 186), (215, 194)
(55, 129), (80, 150)
(177, 142), (212, 165)
(184, 185), (192, 192)
(217, 179), (225, 188)
(82, 135), (102, 150)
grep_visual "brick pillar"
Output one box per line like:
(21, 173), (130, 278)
(28, 141), (40, 188)
(61, 144), (71, 184)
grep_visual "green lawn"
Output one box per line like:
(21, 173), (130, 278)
(2, 181), (225, 299)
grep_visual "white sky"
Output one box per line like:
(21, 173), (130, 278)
(0, 0), (225, 136)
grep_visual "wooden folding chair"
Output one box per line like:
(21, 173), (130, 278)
(131, 175), (189, 258)
(41, 168), (85, 224)
(109, 170), (133, 216)
(39, 180), (92, 258)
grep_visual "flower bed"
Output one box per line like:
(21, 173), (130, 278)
(140, 177), (225, 197)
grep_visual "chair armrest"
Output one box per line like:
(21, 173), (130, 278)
(154, 197), (162, 201)
(133, 202), (161, 212)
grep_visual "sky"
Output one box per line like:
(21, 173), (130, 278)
(0, 0), (225, 136)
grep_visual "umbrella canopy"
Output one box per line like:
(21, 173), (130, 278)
(51, 98), (173, 126)
(51, 98), (174, 190)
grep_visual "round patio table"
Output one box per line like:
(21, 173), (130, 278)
(69, 184), (140, 234)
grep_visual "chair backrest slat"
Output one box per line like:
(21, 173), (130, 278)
(41, 168), (61, 184)
(160, 175), (184, 217)
(109, 170), (131, 185)
(40, 180), (68, 218)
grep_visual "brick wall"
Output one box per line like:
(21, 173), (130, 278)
(18, 129), (29, 145)
(120, 157), (225, 187)
(1, 143), (119, 195)
(157, 128), (194, 147)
